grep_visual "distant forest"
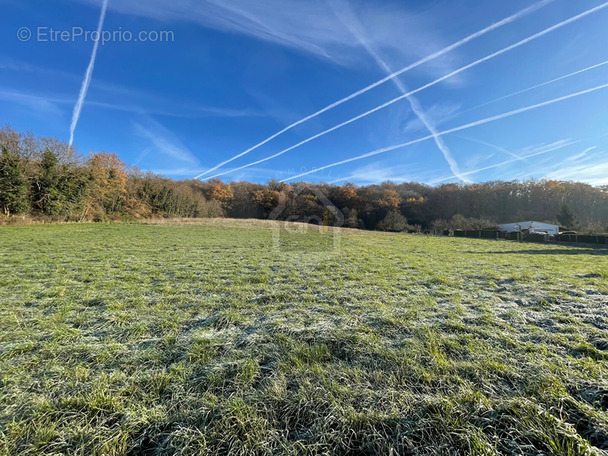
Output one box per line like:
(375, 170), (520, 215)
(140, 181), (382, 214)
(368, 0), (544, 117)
(1, 127), (607, 233)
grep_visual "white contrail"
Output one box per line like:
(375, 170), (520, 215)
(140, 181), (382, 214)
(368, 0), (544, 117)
(280, 82), (608, 182)
(400, 90), (470, 182)
(69, 0), (109, 146)
(193, 0), (553, 179)
(457, 135), (525, 161)
(453, 58), (608, 120)
(428, 140), (580, 184)
(329, 139), (574, 185)
(332, 0), (469, 182)
(202, 2), (608, 181)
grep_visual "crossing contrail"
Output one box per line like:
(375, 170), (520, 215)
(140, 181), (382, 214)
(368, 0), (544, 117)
(329, 139), (575, 185)
(452, 58), (608, 120)
(428, 140), (580, 184)
(280, 82), (608, 182)
(193, 0), (553, 179)
(331, 0), (469, 182)
(201, 2), (608, 181)
(69, 0), (109, 146)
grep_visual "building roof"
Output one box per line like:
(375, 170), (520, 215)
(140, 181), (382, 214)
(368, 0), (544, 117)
(498, 221), (558, 227)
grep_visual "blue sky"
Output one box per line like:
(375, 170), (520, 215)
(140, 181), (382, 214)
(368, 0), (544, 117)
(2, 0), (608, 185)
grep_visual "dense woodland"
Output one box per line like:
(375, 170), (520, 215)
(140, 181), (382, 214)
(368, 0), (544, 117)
(1, 126), (607, 232)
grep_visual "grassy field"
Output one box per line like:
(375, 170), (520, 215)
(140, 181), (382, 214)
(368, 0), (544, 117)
(1, 220), (608, 455)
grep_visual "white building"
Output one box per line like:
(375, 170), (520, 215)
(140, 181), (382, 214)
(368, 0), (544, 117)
(498, 221), (560, 235)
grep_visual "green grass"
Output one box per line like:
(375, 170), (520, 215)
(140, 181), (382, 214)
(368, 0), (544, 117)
(1, 219), (607, 455)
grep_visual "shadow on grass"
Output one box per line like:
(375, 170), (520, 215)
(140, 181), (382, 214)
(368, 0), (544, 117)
(469, 249), (608, 255)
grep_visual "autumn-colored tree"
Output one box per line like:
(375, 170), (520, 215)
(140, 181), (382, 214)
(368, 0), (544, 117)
(267, 179), (291, 194)
(377, 189), (401, 209)
(2, 127), (608, 230)
(86, 152), (127, 218)
(204, 179), (233, 206)
(337, 182), (360, 208)
(253, 188), (280, 216)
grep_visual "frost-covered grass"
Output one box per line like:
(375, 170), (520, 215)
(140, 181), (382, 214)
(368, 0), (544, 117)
(1, 220), (607, 455)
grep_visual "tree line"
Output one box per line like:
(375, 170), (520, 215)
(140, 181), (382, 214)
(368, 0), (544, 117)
(0, 127), (223, 221)
(1, 126), (607, 232)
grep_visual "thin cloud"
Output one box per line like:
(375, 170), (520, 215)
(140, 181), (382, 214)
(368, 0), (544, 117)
(69, 0), (109, 146)
(200, 3), (607, 182)
(280, 83), (608, 182)
(0, 90), (65, 116)
(193, 106), (265, 118)
(133, 118), (199, 166)
(79, 98), (264, 119)
(565, 146), (597, 162)
(537, 146), (608, 184)
(1, 61), (261, 120)
(457, 136), (525, 161)
(149, 167), (209, 177)
(328, 161), (424, 185)
(193, 0), (553, 179)
(73, 0), (469, 68)
(88, 79), (267, 118)
(0, 59), (78, 80)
